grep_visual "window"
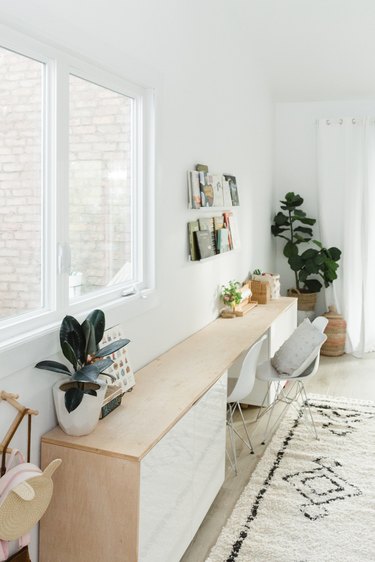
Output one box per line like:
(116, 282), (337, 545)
(0, 47), (44, 322)
(69, 75), (135, 299)
(0, 35), (154, 349)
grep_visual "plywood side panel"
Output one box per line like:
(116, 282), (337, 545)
(40, 443), (140, 562)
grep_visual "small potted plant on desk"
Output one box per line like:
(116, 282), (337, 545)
(220, 280), (243, 317)
(271, 192), (341, 311)
(35, 309), (130, 436)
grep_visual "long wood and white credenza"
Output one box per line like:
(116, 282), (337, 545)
(40, 297), (297, 562)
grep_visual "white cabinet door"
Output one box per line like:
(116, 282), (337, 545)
(139, 374), (227, 562)
(192, 372), (226, 534)
(139, 407), (195, 562)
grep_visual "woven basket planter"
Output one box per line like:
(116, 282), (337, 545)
(287, 288), (317, 311)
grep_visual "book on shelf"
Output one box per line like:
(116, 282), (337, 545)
(228, 214), (240, 249)
(223, 211), (233, 250)
(195, 230), (215, 259)
(208, 173), (224, 207)
(199, 171), (214, 207)
(222, 178), (233, 207)
(217, 227), (230, 253)
(188, 170), (201, 209)
(199, 216), (216, 253)
(188, 220), (200, 261)
(224, 174), (240, 206)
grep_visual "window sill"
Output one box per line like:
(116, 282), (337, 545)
(0, 289), (159, 381)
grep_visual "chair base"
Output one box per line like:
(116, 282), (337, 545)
(226, 401), (254, 475)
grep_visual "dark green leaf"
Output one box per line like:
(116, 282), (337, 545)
(96, 338), (130, 357)
(61, 341), (78, 370)
(94, 357), (114, 373)
(301, 248), (319, 260)
(84, 389), (97, 397)
(288, 255), (303, 271)
(72, 364), (100, 383)
(274, 212), (289, 226)
(60, 315), (86, 365)
(304, 259), (319, 274)
(82, 320), (97, 357)
(35, 360), (72, 376)
(293, 226), (314, 236)
(283, 241), (298, 258)
(293, 209), (306, 217)
(304, 279), (322, 293)
(294, 217), (316, 226)
(85, 309), (105, 346)
(64, 386), (84, 413)
(327, 247), (341, 261)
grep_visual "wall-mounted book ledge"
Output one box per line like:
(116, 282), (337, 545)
(187, 164), (240, 209)
(188, 211), (239, 260)
(187, 164), (240, 261)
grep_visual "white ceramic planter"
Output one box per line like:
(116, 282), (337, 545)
(53, 378), (107, 436)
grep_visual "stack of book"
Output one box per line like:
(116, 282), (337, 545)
(188, 211), (240, 261)
(187, 166), (240, 209)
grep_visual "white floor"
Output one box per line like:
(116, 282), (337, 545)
(181, 353), (375, 562)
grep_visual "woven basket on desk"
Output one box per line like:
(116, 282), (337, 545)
(250, 280), (270, 304)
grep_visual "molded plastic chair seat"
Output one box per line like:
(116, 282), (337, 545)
(256, 316), (328, 443)
(226, 334), (267, 474)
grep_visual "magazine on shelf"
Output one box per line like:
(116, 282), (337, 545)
(224, 174), (240, 206)
(195, 230), (215, 259)
(199, 216), (216, 253)
(188, 220), (200, 261)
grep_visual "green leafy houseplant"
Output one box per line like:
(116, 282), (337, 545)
(271, 192), (341, 293)
(221, 280), (242, 309)
(35, 309), (130, 413)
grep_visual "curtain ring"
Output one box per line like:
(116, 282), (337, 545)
(352, 118), (357, 124)
(326, 119), (331, 125)
(339, 119), (343, 125)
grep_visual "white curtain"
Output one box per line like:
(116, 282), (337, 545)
(317, 117), (375, 356)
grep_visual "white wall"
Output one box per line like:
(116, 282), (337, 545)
(0, 3), (274, 559)
(274, 99), (375, 309)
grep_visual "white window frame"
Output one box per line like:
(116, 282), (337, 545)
(0, 25), (156, 376)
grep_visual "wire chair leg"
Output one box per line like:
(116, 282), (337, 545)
(227, 404), (238, 475)
(261, 382), (280, 445)
(237, 403), (254, 454)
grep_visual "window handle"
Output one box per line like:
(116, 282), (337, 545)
(57, 243), (71, 274)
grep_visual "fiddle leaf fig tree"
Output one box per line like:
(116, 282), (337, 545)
(35, 309), (130, 413)
(271, 192), (341, 293)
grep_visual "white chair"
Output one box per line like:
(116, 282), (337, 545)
(227, 334), (267, 474)
(256, 317), (328, 444)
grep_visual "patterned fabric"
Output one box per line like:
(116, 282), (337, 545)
(206, 395), (375, 562)
(271, 319), (326, 376)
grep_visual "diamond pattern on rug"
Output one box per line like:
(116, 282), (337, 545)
(283, 457), (362, 520)
(314, 403), (375, 436)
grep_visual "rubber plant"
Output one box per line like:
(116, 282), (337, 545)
(271, 192), (341, 293)
(35, 309), (130, 412)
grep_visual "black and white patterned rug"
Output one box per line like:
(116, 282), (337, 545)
(206, 395), (375, 562)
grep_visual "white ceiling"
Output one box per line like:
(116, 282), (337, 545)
(243, 0), (375, 101)
(1, 0), (375, 102)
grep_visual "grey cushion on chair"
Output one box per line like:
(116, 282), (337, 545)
(271, 319), (326, 377)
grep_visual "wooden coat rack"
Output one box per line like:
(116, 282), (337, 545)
(0, 391), (38, 476)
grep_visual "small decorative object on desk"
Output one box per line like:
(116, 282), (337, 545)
(99, 325), (135, 419)
(250, 279), (270, 304)
(34, 309), (130, 436)
(252, 270), (280, 299)
(220, 280), (257, 318)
